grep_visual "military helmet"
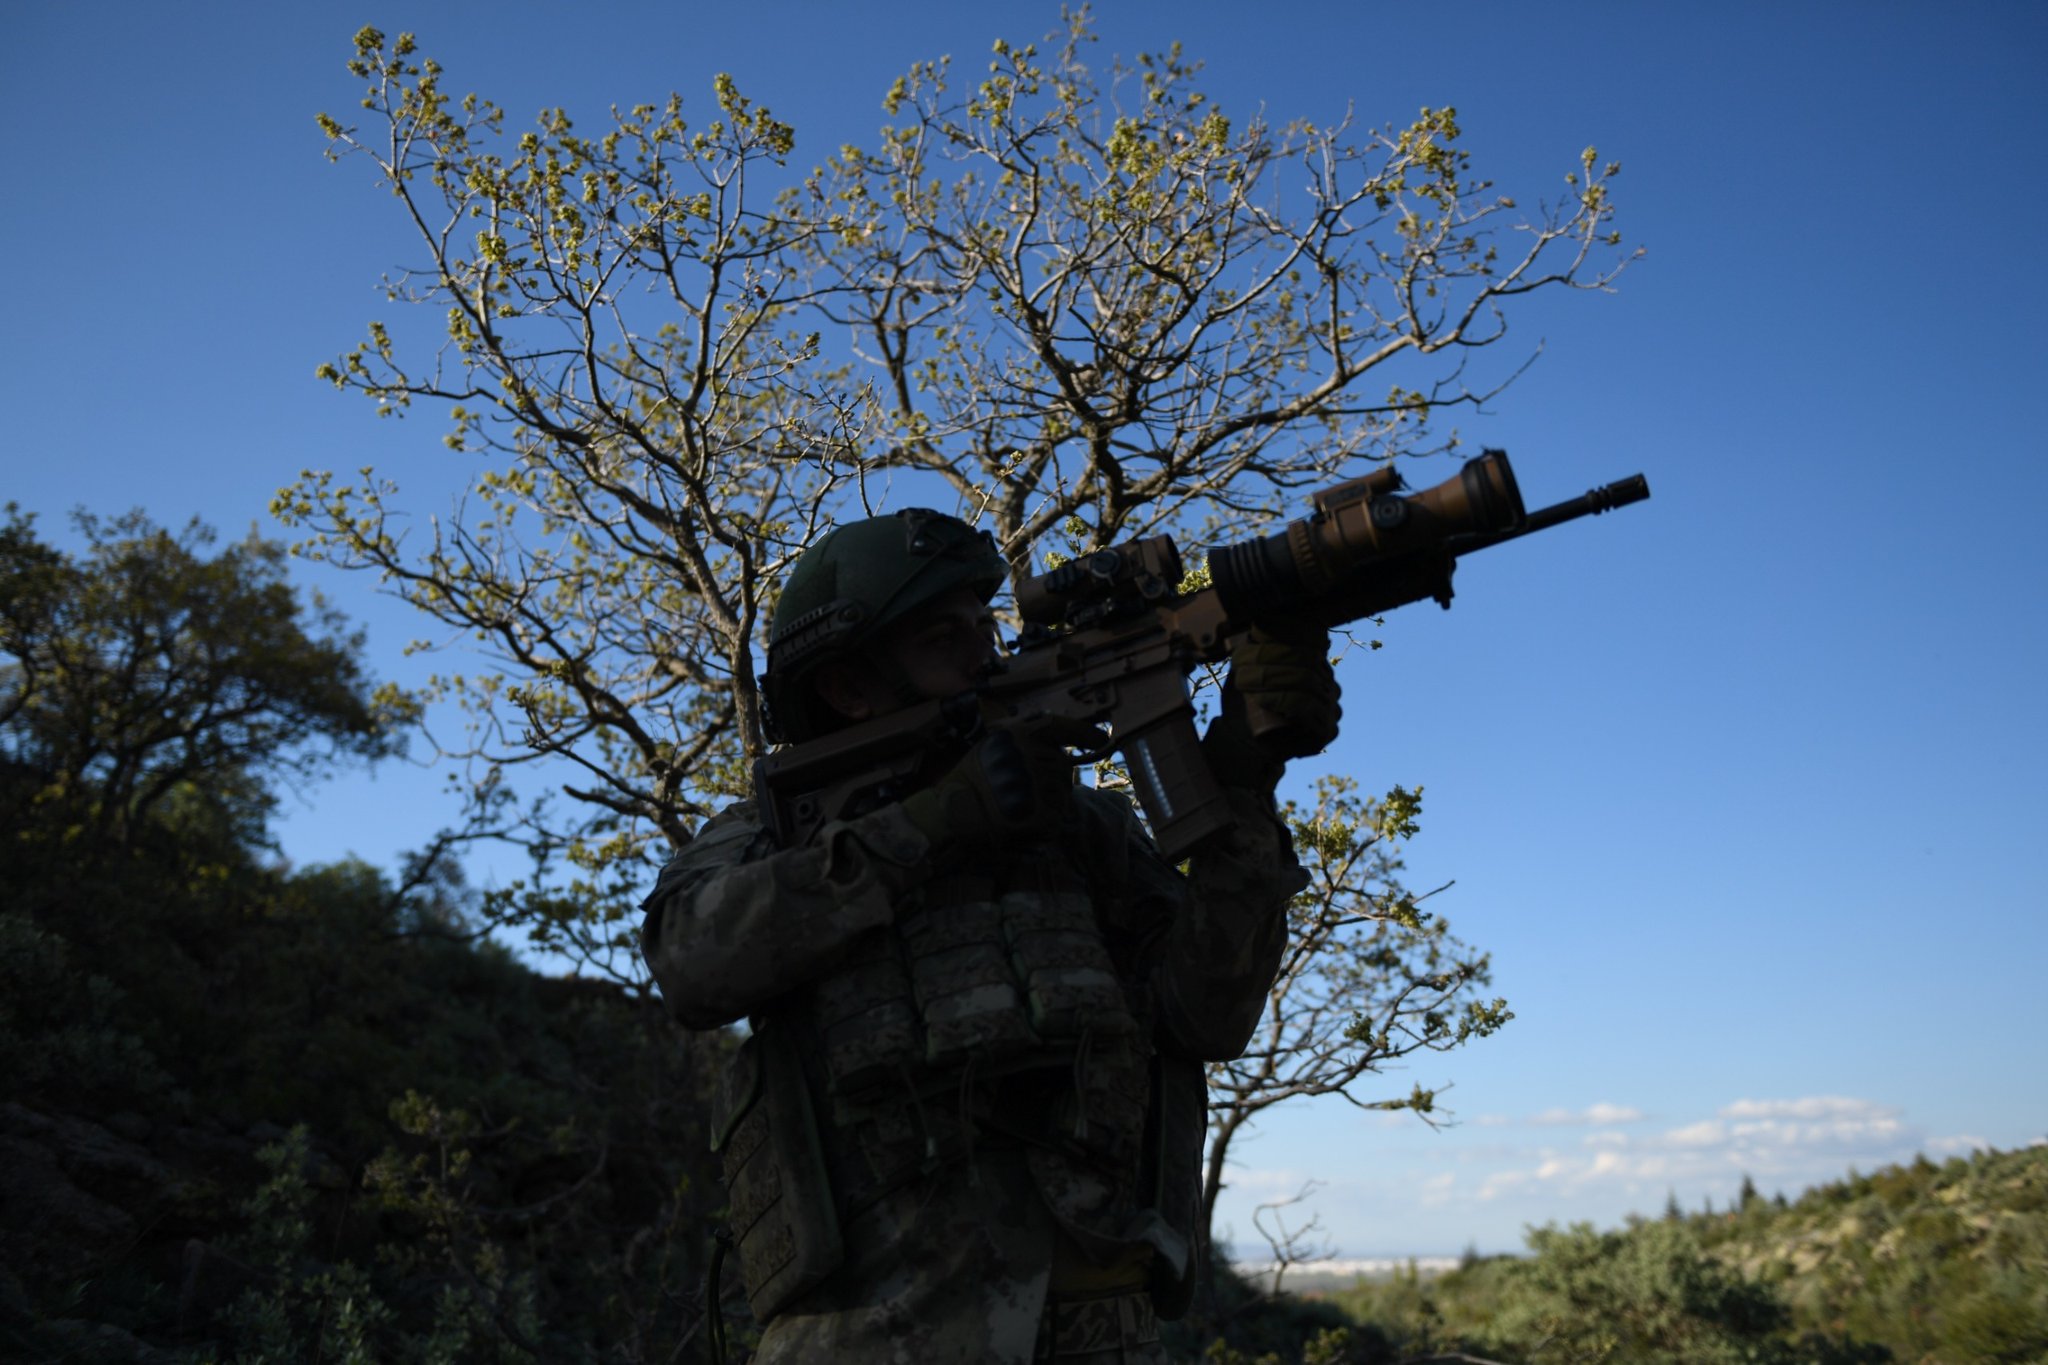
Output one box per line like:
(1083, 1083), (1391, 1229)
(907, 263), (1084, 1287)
(761, 508), (1008, 743)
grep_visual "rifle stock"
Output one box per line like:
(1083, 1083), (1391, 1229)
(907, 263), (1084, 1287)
(754, 450), (1647, 859)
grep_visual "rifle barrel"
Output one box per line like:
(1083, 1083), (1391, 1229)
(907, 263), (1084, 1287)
(1448, 473), (1649, 557)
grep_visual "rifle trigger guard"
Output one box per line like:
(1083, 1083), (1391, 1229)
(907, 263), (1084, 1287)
(1070, 732), (1118, 766)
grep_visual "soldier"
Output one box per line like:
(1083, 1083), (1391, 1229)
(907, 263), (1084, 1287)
(640, 508), (1339, 1364)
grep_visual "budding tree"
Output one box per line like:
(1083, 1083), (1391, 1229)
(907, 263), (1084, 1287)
(1206, 776), (1511, 1289)
(281, 15), (1627, 1218)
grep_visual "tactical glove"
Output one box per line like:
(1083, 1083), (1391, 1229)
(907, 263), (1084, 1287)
(901, 712), (1101, 858)
(1202, 624), (1342, 790)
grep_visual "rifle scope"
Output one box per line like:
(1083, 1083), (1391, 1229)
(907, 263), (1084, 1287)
(1207, 449), (1648, 627)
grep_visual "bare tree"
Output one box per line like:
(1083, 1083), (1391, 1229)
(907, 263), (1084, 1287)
(1250, 1179), (1334, 1298)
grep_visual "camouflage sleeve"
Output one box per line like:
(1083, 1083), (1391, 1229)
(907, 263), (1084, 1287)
(639, 800), (933, 1030)
(1122, 785), (1306, 1062)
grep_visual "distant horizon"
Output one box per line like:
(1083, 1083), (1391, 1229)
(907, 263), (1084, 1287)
(1216, 1134), (2048, 1262)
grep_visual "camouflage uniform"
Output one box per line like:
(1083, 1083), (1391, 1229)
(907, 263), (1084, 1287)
(641, 773), (1305, 1362)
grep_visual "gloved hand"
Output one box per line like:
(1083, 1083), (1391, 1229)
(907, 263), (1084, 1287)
(901, 712), (1102, 857)
(1202, 624), (1342, 789)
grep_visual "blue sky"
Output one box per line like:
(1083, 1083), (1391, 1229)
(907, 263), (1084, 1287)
(6, 2), (2043, 1257)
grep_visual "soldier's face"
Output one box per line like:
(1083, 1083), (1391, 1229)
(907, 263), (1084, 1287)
(879, 588), (1001, 701)
(814, 587), (998, 721)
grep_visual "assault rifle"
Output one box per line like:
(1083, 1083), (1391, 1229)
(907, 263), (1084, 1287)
(754, 449), (1648, 861)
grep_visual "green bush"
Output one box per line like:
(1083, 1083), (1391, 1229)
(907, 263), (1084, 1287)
(1330, 1148), (2048, 1365)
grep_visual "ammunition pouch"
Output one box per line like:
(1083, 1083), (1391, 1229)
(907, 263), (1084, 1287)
(812, 886), (1143, 1104)
(711, 1024), (844, 1320)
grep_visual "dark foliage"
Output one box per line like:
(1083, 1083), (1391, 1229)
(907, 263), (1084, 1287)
(0, 514), (729, 1362)
(1, 505), (394, 849)
(1168, 1253), (1394, 1365)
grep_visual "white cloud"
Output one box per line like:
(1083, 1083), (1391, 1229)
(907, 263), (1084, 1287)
(1718, 1116), (1902, 1151)
(1667, 1097), (1907, 1156)
(1476, 1169), (1534, 1201)
(1531, 1103), (1647, 1127)
(1223, 1168), (1319, 1200)
(1720, 1096), (1894, 1122)
(1409, 1093), (1930, 1217)
(1267, 1093), (1956, 1245)
(1587, 1102), (1647, 1125)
